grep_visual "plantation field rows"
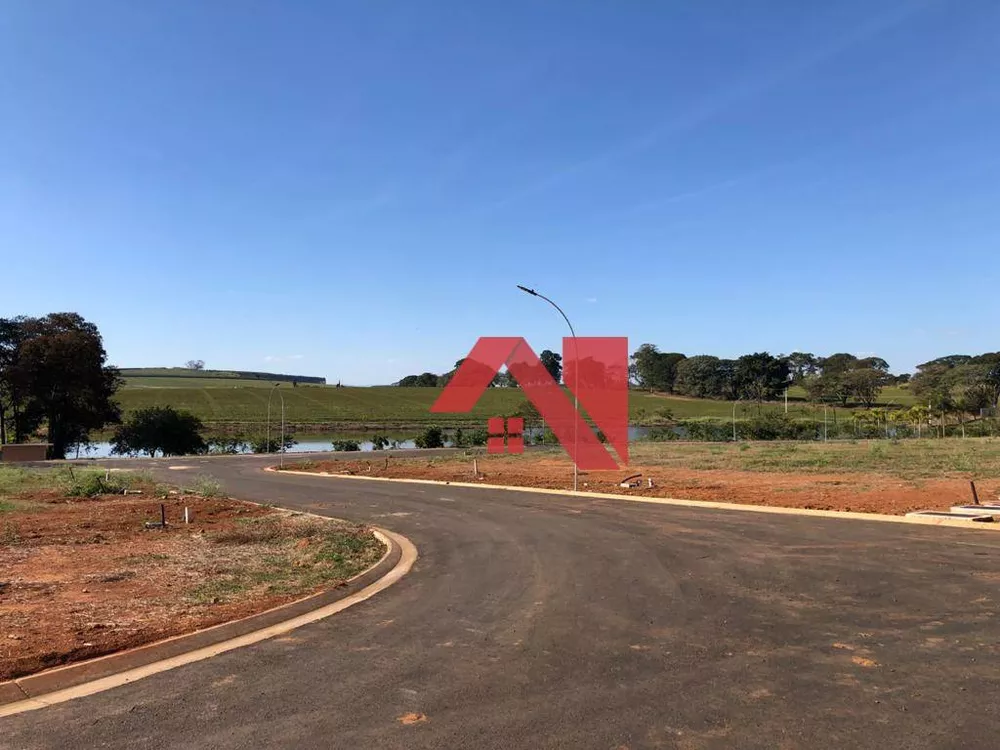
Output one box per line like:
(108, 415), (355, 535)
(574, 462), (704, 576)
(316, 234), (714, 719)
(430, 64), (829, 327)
(115, 380), (917, 426)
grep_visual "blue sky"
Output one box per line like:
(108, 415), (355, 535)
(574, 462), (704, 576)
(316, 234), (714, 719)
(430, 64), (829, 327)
(3, 1), (999, 384)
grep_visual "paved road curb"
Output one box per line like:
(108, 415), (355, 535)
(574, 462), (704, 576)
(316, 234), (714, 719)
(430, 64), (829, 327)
(270, 467), (1000, 533)
(0, 527), (417, 716)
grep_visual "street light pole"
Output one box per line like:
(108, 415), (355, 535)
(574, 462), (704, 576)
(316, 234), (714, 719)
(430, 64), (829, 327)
(278, 390), (286, 468)
(266, 382), (281, 456)
(517, 285), (579, 492)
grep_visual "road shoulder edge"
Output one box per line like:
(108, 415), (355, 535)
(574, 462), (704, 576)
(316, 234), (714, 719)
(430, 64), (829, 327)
(0, 527), (417, 716)
(268, 467), (1000, 532)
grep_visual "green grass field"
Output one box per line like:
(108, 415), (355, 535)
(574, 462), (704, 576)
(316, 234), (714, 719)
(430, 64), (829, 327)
(627, 439), (997, 480)
(115, 378), (916, 427)
(393, 438), (1000, 481)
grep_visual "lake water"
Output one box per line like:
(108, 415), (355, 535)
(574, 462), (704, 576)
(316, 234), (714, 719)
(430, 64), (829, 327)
(69, 438), (418, 459)
(68, 426), (651, 459)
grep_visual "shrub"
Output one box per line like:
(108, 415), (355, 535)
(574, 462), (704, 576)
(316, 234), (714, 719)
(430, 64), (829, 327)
(63, 468), (131, 497)
(414, 426), (445, 449)
(530, 429), (559, 445)
(190, 474), (223, 497)
(250, 434), (297, 453)
(370, 434), (389, 450)
(679, 420), (732, 442)
(111, 406), (207, 457)
(648, 425), (680, 441)
(466, 428), (488, 447)
(332, 439), (361, 452)
(208, 435), (249, 454)
(741, 413), (793, 440)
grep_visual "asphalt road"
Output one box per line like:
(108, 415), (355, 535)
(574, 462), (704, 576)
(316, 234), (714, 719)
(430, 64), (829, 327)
(3, 453), (1000, 749)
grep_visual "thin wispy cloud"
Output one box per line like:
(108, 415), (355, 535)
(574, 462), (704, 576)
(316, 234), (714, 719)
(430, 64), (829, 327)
(324, 184), (397, 221)
(478, 2), (937, 216)
(604, 153), (812, 219)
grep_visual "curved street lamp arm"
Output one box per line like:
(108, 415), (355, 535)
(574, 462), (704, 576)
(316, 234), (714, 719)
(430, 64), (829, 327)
(517, 286), (577, 339)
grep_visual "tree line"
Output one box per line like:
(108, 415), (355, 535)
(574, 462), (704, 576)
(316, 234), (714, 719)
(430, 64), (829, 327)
(907, 354), (1000, 414)
(395, 350), (563, 388)
(625, 345), (901, 407)
(630, 345), (1000, 414)
(396, 343), (1000, 416)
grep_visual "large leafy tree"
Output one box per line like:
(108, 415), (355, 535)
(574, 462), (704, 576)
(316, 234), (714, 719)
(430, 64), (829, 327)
(111, 406), (206, 457)
(844, 368), (889, 408)
(396, 372), (440, 387)
(784, 352), (819, 383)
(802, 353), (890, 407)
(910, 361), (954, 410)
(674, 355), (725, 399)
(968, 353), (1000, 408)
(631, 344), (686, 392)
(735, 352), (789, 404)
(539, 349), (562, 384)
(911, 352), (1000, 415)
(0, 313), (121, 457)
(0, 317), (28, 445)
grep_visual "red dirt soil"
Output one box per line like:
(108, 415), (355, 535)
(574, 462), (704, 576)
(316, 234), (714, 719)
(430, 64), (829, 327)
(303, 457), (998, 516)
(0, 493), (345, 681)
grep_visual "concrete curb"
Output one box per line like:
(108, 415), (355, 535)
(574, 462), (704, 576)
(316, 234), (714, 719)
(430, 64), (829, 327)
(270, 467), (1000, 533)
(0, 527), (417, 716)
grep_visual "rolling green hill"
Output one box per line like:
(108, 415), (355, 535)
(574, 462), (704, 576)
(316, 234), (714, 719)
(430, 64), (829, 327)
(115, 378), (914, 427)
(120, 368), (325, 386)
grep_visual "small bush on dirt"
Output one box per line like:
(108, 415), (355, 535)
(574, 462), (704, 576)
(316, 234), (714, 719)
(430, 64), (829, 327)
(63, 469), (132, 497)
(189, 474), (222, 497)
(332, 439), (361, 451)
(414, 426), (445, 449)
(370, 434), (390, 450)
